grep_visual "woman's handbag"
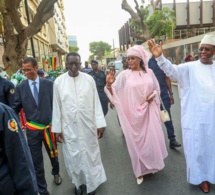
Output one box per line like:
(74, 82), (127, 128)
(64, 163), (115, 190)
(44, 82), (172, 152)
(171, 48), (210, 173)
(159, 96), (170, 123)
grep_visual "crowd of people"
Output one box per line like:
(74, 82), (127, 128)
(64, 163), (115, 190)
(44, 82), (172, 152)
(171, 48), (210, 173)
(0, 33), (215, 194)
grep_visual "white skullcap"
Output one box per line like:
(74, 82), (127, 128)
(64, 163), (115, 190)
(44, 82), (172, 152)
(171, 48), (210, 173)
(200, 34), (215, 46)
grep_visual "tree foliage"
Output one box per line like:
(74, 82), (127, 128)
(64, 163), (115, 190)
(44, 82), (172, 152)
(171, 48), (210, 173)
(69, 46), (79, 52)
(89, 41), (111, 62)
(147, 7), (176, 38)
(129, 5), (150, 39)
(121, 0), (150, 40)
(122, 0), (176, 42)
(0, 0), (58, 74)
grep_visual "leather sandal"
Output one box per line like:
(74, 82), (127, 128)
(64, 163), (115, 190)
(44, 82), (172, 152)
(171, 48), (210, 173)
(199, 181), (210, 193)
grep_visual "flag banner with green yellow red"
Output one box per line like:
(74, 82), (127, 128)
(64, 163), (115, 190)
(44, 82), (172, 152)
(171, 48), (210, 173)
(50, 57), (57, 71)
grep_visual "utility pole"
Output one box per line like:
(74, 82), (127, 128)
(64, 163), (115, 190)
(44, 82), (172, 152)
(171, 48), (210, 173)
(24, 0), (36, 58)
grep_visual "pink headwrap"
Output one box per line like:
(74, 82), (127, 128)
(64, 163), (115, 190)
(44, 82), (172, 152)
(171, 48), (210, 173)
(127, 45), (151, 68)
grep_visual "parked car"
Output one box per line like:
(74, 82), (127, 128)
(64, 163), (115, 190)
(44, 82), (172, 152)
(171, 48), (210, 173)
(106, 60), (123, 74)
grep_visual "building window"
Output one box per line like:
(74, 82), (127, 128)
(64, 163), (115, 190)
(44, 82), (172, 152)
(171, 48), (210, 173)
(33, 38), (40, 60)
(27, 40), (32, 56)
(40, 42), (45, 61)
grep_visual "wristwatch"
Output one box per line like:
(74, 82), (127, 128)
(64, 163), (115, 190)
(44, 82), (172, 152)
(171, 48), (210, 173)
(169, 92), (173, 95)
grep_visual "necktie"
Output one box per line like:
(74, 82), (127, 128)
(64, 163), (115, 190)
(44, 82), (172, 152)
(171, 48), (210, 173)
(32, 82), (39, 105)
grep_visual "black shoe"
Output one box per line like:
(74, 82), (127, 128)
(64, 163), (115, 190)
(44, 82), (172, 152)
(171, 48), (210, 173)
(88, 191), (96, 195)
(75, 186), (83, 195)
(169, 140), (181, 149)
(54, 174), (62, 185)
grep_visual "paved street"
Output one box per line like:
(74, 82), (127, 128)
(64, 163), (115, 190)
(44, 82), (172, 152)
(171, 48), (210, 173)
(43, 85), (214, 195)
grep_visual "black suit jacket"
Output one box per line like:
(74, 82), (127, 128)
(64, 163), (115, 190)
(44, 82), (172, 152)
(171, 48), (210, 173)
(12, 78), (53, 125)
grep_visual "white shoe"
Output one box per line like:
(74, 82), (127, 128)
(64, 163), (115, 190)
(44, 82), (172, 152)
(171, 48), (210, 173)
(137, 177), (144, 185)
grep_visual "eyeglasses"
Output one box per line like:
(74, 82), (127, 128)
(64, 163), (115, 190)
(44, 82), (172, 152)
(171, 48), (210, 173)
(198, 47), (214, 52)
(22, 68), (34, 72)
(67, 62), (80, 66)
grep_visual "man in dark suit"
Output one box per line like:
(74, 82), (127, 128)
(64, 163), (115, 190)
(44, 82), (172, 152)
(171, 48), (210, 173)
(12, 57), (62, 195)
(148, 57), (181, 149)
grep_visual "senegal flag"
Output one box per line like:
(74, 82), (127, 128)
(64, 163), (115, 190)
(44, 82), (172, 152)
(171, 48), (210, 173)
(50, 57), (57, 71)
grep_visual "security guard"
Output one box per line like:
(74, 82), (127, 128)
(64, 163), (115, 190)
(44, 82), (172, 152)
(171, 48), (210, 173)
(89, 60), (108, 116)
(0, 103), (38, 195)
(148, 57), (181, 149)
(0, 75), (15, 107)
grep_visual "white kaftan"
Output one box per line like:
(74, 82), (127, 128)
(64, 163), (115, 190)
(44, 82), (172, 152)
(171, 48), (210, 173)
(156, 55), (215, 185)
(52, 72), (107, 193)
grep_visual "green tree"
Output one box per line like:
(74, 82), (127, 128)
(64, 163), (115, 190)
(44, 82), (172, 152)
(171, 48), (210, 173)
(69, 46), (79, 52)
(147, 7), (176, 39)
(104, 50), (114, 58)
(129, 4), (150, 40)
(121, 0), (176, 42)
(0, 0), (58, 74)
(88, 50), (112, 62)
(88, 54), (94, 62)
(89, 41), (111, 62)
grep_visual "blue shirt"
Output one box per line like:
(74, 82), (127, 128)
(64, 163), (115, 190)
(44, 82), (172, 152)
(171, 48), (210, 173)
(28, 76), (40, 96)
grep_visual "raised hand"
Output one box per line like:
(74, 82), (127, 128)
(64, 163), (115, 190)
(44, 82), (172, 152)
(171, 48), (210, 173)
(147, 39), (163, 58)
(106, 69), (115, 87)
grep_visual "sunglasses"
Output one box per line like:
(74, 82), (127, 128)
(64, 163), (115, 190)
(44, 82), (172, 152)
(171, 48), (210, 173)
(67, 62), (80, 66)
(198, 47), (214, 52)
(127, 56), (138, 61)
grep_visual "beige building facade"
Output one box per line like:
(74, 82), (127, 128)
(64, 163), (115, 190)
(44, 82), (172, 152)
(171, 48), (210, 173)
(48, 0), (69, 70)
(17, 0), (68, 71)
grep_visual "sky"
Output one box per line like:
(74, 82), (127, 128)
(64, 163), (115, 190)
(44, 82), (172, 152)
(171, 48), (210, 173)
(63, 0), (195, 62)
(63, 0), (136, 62)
